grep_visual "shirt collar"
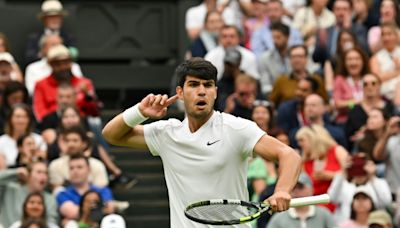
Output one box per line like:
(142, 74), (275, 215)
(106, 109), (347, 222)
(287, 205), (316, 219)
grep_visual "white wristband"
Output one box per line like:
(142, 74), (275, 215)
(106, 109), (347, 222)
(122, 103), (149, 128)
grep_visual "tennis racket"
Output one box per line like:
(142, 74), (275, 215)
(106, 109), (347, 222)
(184, 194), (330, 225)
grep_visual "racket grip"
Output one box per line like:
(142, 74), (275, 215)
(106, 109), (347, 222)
(289, 194), (330, 207)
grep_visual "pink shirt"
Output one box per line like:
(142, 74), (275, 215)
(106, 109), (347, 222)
(333, 75), (363, 124)
(339, 220), (368, 228)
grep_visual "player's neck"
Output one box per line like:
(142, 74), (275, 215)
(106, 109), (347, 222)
(187, 111), (214, 133)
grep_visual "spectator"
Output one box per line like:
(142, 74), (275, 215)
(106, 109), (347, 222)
(243, 0), (269, 49)
(26, 0), (75, 64)
(56, 154), (114, 221)
(314, 0), (368, 59)
(33, 44), (98, 121)
(25, 34), (83, 96)
(48, 125), (109, 193)
(20, 218), (48, 228)
(270, 45), (328, 107)
(16, 134), (46, 168)
(250, 0), (303, 57)
(352, 0), (379, 30)
(215, 47), (242, 111)
(100, 214), (126, 228)
(251, 99), (273, 132)
(267, 172), (336, 228)
(46, 106), (136, 189)
(370, 22), (400, 100)
(0, 34), (23, 82)
(373, 115), (400, 197)
(0, 161), (57, 227)
(258, 22), (291, 95)
(333, 47), (369, 125)
(0, 53), (21, 95)
(346, 74), (395, 147)
(205, 25), (259, 80)
(9, 192), (59, 228)
(223, 74), (258, 120)
(296, 124), (348, 212)
(368, 0), (400, 53)
(185, 0), (235, 40)
(368, 210), (393, 228)
(0, 104), (46, 168)
(0, 81), (29, 135)
(292, 0), (335, 47)
(328, 153), (392, 223)
(339, 186), (376, 228)
(190, 11), (223, 58)
(276, 77), (320, 134)
(317, 29), (362, 96)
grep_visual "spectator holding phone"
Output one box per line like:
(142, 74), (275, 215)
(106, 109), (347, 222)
(328, 153), (392, 223)
(373, 115), (400, 198)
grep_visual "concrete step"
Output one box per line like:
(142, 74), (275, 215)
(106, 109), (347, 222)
(117, 159), (164, 174)
(113, 186), (168, 201)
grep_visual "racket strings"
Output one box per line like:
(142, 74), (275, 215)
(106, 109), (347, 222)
(186, 204), (258, 221)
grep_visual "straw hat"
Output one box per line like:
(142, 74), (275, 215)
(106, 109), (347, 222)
(38, 0), (68, 19)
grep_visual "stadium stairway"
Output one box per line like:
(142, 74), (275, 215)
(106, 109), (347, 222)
(111, 146), (170, 227)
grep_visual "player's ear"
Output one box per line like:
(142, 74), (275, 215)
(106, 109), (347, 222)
(176, 86), (184, 100)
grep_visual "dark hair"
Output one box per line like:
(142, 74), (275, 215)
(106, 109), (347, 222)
(380, 0), (400, 27)
(20, 218), (48, 228)
(350, 193), (375, 220)
(335, 29), (359, 58)
(22, 192), (47, 222)
(3, 81), (29, 109)
(17, 133), (32, 148)
(268, 127), (288, 138)
(289, 44), (308, 56)
(26, 160), (47, 175)
(270, 22), (290, 37)
(79, 190), (103, 218)
(5, 103), (34, 136)
(69, 153), (90, 166)
(303, 76), (319, 92)
(336, 47), (369, 77)
(221, 25), (241, 37)
(176, 57), (217, 87)
(60, 124), (90, 144)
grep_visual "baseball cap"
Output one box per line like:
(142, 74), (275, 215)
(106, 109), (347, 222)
(100, 214), (126, 228)
(224, 47), (241, 65)
(0, 52), (14, 64)
(47, 44), (71, 61)
(367, 210), (392, 226)
(296, 172), (313, 188)
(38, 0), (68, 18)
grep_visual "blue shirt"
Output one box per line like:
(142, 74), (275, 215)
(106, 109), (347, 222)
(56, 185), (113, 206)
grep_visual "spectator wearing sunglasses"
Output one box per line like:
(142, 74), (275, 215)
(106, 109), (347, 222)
(345, 74), (395, 149)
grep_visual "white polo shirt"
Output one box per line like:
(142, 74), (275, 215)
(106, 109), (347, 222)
(144, 111), (265, 228)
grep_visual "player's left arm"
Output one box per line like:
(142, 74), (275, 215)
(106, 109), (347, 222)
(253, 134), (302, 212)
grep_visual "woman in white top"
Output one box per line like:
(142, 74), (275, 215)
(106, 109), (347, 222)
(370, 22), (400, 100)
(9, 192), (59, 228)
(0, 104), (46, 167)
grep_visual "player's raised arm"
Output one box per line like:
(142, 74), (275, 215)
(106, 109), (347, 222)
(254, 134), (302, 212)
(102, 94), (178, 149)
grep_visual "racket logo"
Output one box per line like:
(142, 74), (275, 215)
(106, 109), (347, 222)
(206, 140), (220, 146)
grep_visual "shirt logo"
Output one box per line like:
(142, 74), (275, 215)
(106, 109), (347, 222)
(207, 140), (221, 146)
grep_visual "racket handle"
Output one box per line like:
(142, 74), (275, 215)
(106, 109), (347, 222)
(289, 194), (330, 207)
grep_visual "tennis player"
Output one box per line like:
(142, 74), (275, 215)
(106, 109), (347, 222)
(102, 58), (302, 227)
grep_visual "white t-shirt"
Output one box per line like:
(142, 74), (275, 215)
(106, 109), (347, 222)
(144, 111), (265, 228)
(10, 221), (59, 228)
(205, 46), (260, 80)
(0, 133), (47, 166)
(25, 58), (83, 95)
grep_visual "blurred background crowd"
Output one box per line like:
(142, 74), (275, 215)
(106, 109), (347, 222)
(1, 0), (400, 227)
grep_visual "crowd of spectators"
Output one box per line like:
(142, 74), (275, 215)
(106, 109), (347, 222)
(184, 0), (400, 227)
(2, 0), (400, 227)
(0, 0), (135, 227)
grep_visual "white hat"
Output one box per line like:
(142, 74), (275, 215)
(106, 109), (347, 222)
(100, 214), (126, 228)
(47, 44), (71, 61)
(38, 0), (68, 18)
(353, 185), (377, 206)
(0, 52), (15, 64)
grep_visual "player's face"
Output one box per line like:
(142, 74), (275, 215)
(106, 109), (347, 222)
(177, 76), (217, 120)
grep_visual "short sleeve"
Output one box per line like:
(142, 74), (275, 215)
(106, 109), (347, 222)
(98, 187), (113, 203)
(56, 191), (71, 206)
(143, 121), (170, 156)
